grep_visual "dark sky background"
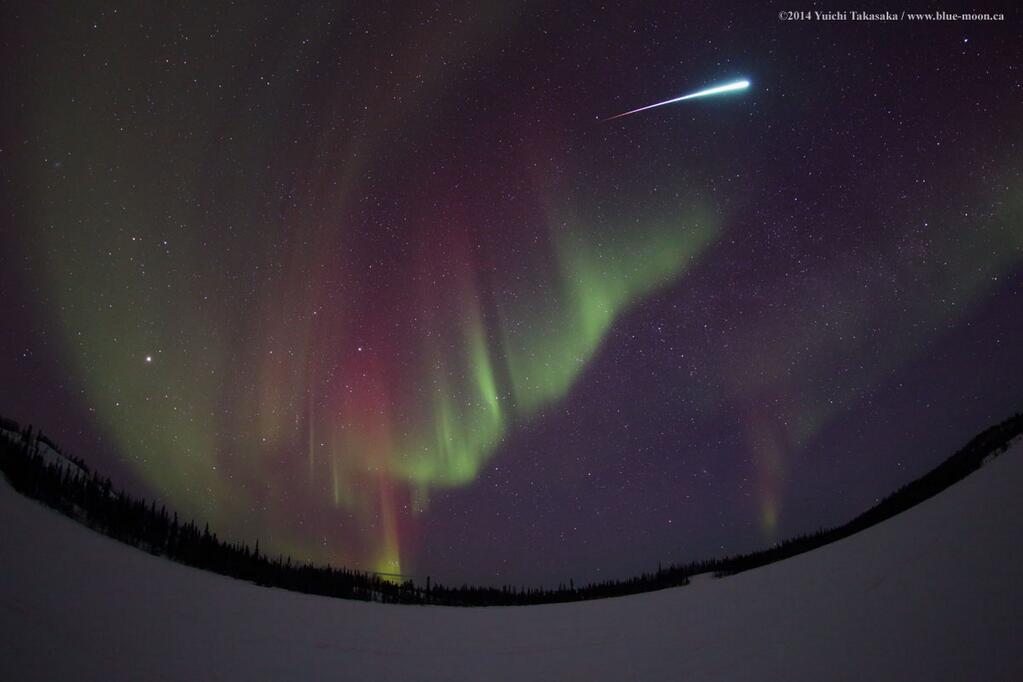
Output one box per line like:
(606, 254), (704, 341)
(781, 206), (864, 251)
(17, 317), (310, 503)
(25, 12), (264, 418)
(1, 1), (1020, 587)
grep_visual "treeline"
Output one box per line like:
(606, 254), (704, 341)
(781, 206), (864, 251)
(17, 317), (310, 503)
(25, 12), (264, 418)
(0, 426), (413, 604)
(705, 412), (1023, 577)
(1, 411), (1021, 606)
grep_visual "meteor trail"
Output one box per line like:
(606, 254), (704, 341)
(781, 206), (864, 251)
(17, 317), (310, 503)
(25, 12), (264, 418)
(604, 79), (750, 121)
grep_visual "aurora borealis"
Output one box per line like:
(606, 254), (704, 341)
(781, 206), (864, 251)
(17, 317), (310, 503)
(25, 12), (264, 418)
(1, 2), (1021, 587)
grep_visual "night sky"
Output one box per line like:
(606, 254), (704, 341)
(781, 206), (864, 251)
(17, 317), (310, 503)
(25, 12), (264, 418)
(1, 2), (1021, 587)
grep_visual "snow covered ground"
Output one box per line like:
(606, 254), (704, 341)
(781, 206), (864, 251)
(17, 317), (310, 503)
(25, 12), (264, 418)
(2, 441), (1021, 681)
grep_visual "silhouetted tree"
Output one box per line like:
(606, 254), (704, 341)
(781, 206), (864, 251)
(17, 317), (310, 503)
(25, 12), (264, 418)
(1, 411), (1020, 605)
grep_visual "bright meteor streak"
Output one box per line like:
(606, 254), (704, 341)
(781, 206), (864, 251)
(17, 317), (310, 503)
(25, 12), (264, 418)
(604, 79), (750, 121)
